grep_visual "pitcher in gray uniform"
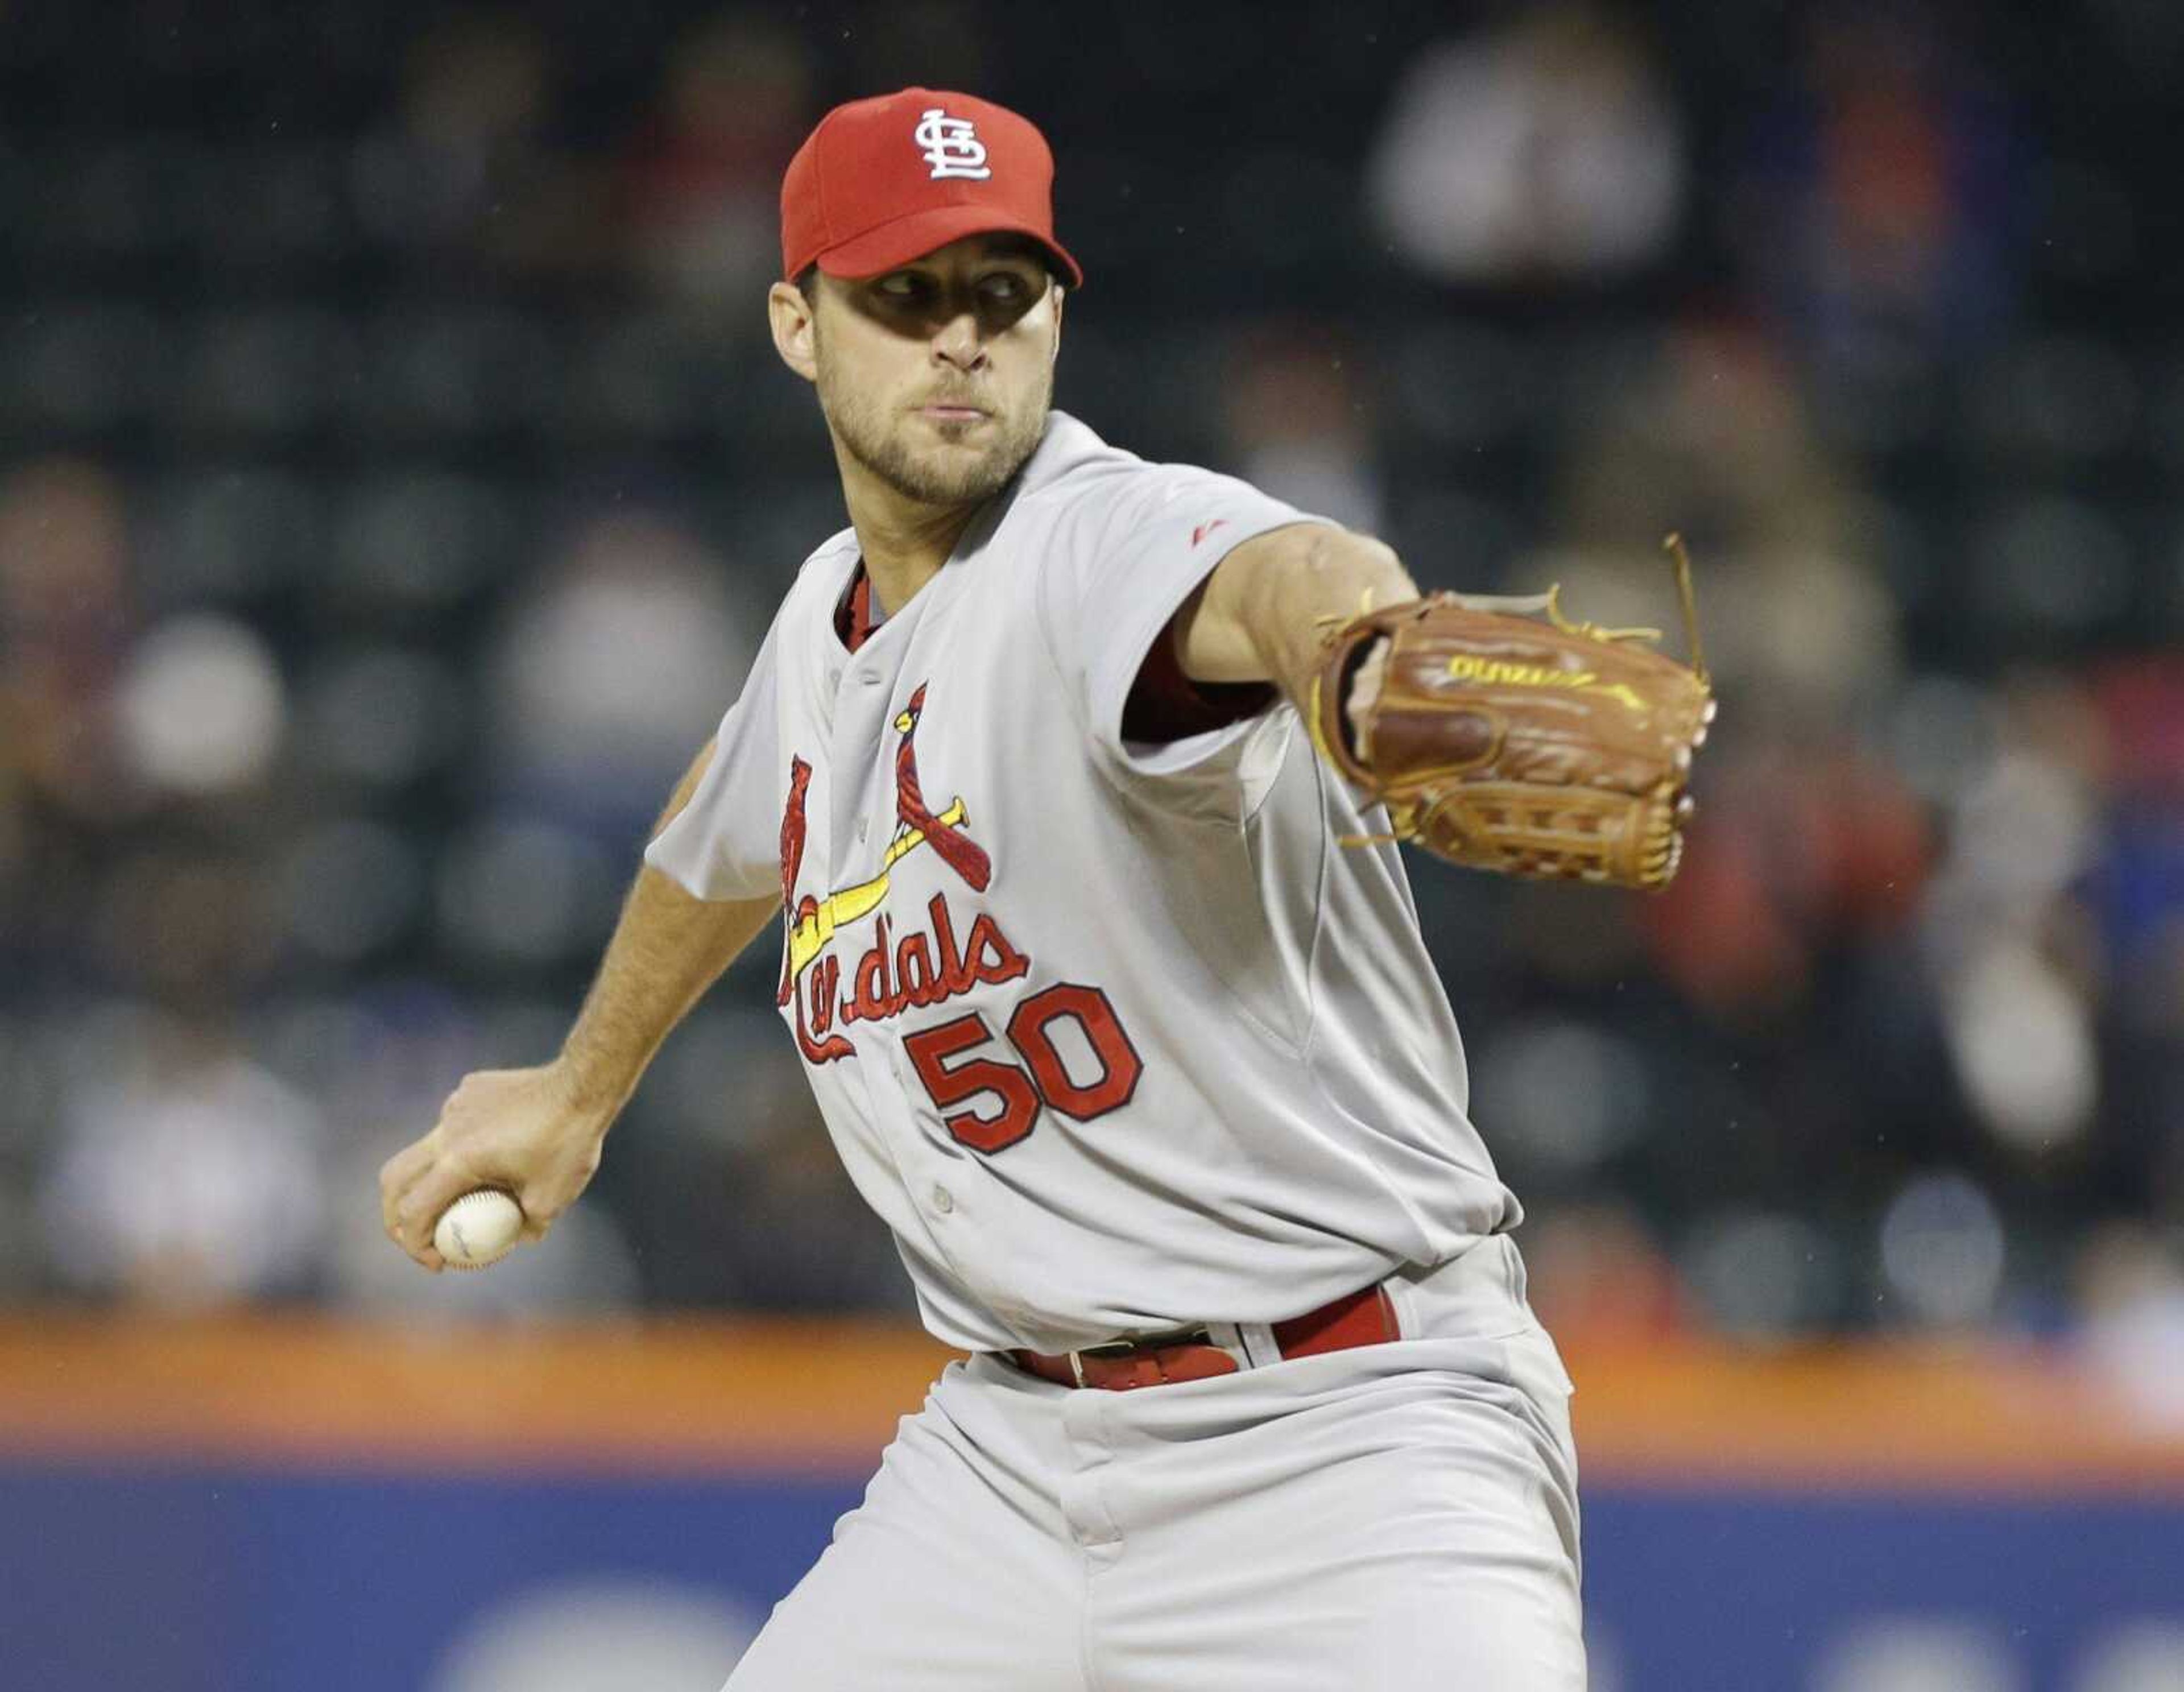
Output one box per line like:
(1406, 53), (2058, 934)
(382, 86), (1590, 1689)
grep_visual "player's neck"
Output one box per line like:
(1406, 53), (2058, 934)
(839, 475), (986, 618)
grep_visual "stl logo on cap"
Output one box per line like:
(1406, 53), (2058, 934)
(915, 107), (991, 181)
(779, 88), (1083, 287)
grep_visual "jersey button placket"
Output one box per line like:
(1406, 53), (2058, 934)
(930, 1184), (954, 1215)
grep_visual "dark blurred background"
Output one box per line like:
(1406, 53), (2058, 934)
(2, 0), (2179, 1409)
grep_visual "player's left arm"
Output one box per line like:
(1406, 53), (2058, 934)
(1169, 522), (1413, 710)
(1171, 518), (1716, 889)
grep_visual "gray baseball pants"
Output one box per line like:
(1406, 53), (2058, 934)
(722, 1239), (1586, 1690)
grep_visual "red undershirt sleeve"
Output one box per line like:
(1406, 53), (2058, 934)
(1121, 611), (1277, 743)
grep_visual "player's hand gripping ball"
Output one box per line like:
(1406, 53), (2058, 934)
(433, 1188), (526, 1269)
(1310, 537), (1716, 891)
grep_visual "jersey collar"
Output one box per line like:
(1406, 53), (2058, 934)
(1009, 408), (1103, 501)
(829, 410), (1103, 653)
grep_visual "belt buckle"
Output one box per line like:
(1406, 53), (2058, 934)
(1068, 1337), (1133, 1389)
(1068, 1327), (1212, 1388)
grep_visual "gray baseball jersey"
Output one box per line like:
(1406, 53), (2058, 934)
(647, 409), (1521, 1356)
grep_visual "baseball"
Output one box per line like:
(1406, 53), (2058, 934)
(433, 1188), (526, 1269)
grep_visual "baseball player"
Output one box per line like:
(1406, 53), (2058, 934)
(382, 86), (1711, 1690)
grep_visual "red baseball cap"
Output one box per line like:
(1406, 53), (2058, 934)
(780, 87), (1084, 289)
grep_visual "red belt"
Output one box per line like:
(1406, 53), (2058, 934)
(1005, 1284), (1400, 1391)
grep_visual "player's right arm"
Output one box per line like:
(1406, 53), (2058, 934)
(379, 738), (780, 1272)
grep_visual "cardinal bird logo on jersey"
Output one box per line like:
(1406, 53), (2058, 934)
(777, 682), (1028, 1064)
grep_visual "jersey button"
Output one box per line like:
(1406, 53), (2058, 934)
(931, 1185), (955, 1215)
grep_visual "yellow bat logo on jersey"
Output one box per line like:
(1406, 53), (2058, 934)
(776, 682), (1025, 1066)
(783, 796), (969, 980)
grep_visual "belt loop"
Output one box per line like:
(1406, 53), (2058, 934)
(1379, 1273), (1418, 1342)
(1068, 1350), (1087, 1388)
(1205, 1320), (1252, 1372)
(1234, 1321), (1279, 1368)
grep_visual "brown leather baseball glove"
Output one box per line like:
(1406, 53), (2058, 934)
(1307, 538), (1716, 890)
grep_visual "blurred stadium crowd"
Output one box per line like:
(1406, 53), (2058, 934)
(1, 0), (2179, 1394)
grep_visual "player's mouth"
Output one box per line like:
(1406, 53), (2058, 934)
(919, 404), (990, 425)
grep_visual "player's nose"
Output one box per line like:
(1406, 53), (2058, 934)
(931, 312), (988, 371)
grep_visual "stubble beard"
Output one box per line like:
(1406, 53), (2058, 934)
(816, 344), (1052, 509)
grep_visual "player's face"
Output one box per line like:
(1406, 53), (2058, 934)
(787, 235), (1062, 508)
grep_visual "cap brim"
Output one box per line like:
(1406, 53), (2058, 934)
(814, 204), (1084, 289)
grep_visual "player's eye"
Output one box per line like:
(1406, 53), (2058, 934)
(876, 273), (932, 301)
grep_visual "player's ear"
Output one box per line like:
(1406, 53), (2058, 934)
(1049, 280), (1064, 363)
(769, 280), (820, 384)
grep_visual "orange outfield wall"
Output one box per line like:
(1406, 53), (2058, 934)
(1, 1312), (2180, 1496)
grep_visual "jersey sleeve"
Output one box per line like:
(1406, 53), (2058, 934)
(643, 621), (787, 903)
(1044, 462), (1323, 781)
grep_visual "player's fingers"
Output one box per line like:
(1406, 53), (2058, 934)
(393, 1159), (482, 1271)
(384, 1186), (449, 1272)
(378, 1137), (436, 1244)
(392, 1167), (455, 1253)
